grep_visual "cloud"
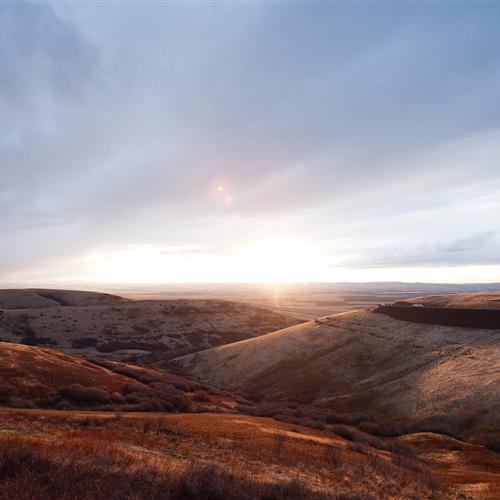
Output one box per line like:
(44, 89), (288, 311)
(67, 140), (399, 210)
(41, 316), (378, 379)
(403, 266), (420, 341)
(442, 232), (497, 253)
(348, 232), (499, 268)
(1, 2), (500, 280)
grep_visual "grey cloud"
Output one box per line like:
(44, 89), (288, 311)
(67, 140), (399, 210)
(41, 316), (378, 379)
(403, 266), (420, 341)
(349, 232), (499, 268)
(2, 2), (500, 278)
(442, 232), (497, 253)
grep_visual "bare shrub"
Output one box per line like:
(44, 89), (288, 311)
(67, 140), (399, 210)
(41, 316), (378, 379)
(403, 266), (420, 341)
(71, 337), (98, 349)
(192, 390), (210, 402)
(485, 438), (500, 453)
(123, 382), (191, 412)
(0, 383), (15, 404)
(348, 442), (369, 454)
(358, 421), (402, 437)
(58, 384), (111, 405)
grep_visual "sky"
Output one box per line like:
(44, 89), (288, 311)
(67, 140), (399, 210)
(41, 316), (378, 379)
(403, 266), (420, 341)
(1, 2), (500, 284)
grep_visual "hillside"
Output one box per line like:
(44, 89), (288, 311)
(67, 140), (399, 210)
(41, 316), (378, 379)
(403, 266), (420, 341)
(0, 289), (129, 309)
(174, 309), (500, 444)
(0, 342), (132, 399)
(0, 338), (498, 497)
(116, 282), (500, 319)
(0, 293), (302, 362)
(0, 407), (476, 499)
(0, 340), (243, 412)
(400, 292), (500, 309)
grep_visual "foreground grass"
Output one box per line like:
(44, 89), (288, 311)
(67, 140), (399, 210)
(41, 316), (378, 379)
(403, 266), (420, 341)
(0, 409), (461, 500)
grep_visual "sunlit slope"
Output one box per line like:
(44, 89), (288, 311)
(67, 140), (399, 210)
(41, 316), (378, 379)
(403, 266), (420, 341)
(175, 310), (500, 441)
(401, 291), (500, 309)
(0, 341), (132, 397)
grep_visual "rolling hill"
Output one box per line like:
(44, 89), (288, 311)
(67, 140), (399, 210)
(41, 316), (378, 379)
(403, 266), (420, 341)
(0, 340), (240, 413)
(399, 291), (500, 309)
(0, 289), (129, 309)
(0, 338), (498, 498)
(0, 304), (498, 497)
(0, 341), (132, 399)
(0, 290), (302, 362)
(174, 308), (500, 444)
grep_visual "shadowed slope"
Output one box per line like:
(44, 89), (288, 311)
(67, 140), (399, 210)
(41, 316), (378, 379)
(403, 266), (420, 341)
(0, 289), (129, 310)
(0, 293), (302, 362)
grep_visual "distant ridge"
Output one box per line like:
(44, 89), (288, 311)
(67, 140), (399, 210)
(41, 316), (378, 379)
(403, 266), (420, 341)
(0, 289), (129, 310)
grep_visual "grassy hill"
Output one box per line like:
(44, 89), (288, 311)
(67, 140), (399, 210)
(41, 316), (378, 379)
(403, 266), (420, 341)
(0, 408), (464, 500)
(0, 290), (302, 362)
(0, 340), (238, 413)
(174, 309), (500, 445)
(0, 341), (132, 401)
(400, 292), (500, 309)
(0, 289), (129, 309)
(0, 337), (498, 498)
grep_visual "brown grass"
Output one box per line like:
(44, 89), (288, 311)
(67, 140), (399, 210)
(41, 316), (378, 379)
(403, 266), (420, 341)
(0, 409), (455, 499)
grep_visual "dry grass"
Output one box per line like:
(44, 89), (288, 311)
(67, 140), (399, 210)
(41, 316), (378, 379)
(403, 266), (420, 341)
(401, 292), (500, 310)
(0, 296), (301, 363)
(0, 408), (455, 499)
(174, 309), (500, 443)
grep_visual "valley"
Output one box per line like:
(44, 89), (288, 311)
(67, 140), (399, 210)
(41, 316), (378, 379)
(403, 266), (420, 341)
(0, 287), (499, 498)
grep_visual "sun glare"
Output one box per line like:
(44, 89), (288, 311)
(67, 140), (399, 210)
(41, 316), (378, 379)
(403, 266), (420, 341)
(77, 239), (320, 284)
(235, 239), (317, 282)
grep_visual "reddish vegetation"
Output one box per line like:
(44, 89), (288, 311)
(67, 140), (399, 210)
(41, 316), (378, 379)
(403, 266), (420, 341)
(0, 343), (240, 414)
(0, 408), (461, 500)
(0, 342), (132, 399)
(1, 290), (499, 498)
(403, 433), (500, 499)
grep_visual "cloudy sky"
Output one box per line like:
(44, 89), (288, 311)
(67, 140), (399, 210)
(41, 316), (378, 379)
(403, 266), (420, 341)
(1, 2), (500, 284)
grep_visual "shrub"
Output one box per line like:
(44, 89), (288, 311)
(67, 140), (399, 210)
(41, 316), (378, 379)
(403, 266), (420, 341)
(0, 383), (15, 404)
(325, 411), (365, 426)
(71, 337), (98, 349)
(192, 391), (210, 402)
(21, 334), (56, 346)
(123, 383), (145, 395)
(330, 424), (414, 457)
(111, 392), (125, 403)
(58, 384), (111, 405)
(347, 442), (369, 454)
(359, 421), (402, 437)
(8, 398), (37, 409)
(245, 389), (265, 402)
(485, 438), (500, 453)
(123, 383), (191, 412)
